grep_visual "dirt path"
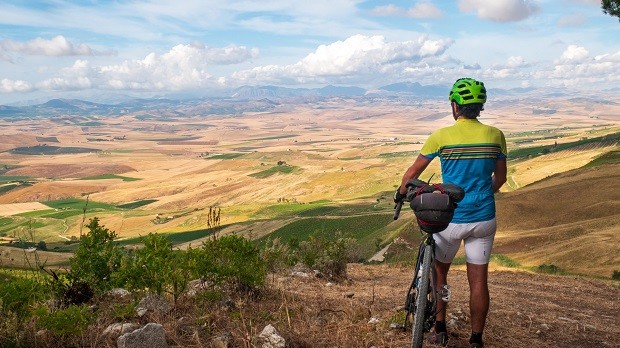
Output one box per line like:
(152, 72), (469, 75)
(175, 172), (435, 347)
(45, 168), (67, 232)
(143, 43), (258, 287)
(271, 263), (620, 347)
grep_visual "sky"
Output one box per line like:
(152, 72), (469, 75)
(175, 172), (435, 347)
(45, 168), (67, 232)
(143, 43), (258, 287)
(0, 0), (618, 104)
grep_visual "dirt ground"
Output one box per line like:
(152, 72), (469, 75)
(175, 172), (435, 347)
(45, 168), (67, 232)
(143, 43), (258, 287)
(268, 263), (619, 348)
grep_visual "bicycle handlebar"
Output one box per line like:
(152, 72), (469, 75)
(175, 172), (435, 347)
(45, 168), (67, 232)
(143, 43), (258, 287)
(393, 201), (404, 220)
(392, 178), (430, 220)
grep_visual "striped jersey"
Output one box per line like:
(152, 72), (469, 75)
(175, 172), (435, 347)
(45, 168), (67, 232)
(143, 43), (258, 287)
(420, 118), (507, 223)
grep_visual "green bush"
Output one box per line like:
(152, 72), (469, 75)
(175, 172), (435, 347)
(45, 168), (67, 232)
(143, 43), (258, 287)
(114, 233), (193, 300)
(194, 235), (267, 292)
(68, 218), (123, 293)
(537, 264), (562, 274)
(295, 232), (358, 279)
(34, 304), (94, 337)
(612, 270), (620, 281)
(0, 271), (46, 319)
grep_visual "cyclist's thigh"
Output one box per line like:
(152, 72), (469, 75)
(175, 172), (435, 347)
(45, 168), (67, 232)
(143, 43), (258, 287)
(463, 218), (497, 265)
(434, 223), (468, 263)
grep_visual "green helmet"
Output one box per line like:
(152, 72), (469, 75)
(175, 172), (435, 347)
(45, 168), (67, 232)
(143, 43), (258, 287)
(448, 78), (487, 105)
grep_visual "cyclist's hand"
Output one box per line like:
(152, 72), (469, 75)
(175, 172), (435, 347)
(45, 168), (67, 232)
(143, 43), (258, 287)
(393, 188), (406, 203)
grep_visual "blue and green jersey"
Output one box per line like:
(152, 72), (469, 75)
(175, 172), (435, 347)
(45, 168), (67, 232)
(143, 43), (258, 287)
(420, 118), (507, 223)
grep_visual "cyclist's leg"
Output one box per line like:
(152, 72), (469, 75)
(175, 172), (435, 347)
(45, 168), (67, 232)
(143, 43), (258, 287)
(463, 218), (496, 341)
(466, 262), (489, 333)
(434, 260), (451, 323)
(432, 223), (464, 329)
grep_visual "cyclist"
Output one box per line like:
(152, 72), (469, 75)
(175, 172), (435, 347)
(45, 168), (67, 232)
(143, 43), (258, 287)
(395, 78), (507, 348)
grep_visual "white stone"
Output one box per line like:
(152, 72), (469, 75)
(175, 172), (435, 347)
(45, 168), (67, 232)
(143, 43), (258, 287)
(258, 324), (285, 348)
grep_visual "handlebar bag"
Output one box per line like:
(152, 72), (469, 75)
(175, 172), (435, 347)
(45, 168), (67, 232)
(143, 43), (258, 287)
(409, 189), (457, 234)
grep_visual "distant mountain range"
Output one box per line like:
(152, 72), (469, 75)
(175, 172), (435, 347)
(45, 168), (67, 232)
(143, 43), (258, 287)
(0, 82), (616, 118)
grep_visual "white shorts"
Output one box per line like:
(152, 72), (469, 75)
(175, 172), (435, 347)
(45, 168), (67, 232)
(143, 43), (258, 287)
(434, 218), (496, 265)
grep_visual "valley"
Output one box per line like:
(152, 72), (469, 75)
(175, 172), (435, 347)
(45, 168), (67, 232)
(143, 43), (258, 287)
(0, 96), (618, 278)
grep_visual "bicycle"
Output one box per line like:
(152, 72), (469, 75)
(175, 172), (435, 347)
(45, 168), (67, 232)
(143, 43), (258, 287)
(393, 179), (464, 348)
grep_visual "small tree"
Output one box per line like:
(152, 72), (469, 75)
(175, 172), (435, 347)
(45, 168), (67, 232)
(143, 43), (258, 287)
(37, 240), (47, 251)
(69, 218), (123, 292)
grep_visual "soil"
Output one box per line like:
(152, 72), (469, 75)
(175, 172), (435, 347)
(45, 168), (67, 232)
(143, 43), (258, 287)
(267, 263), (619, 348)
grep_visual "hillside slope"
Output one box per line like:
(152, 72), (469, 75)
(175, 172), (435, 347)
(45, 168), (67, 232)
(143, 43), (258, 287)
(494, 162), (620, 277)
(264, 263), (619, 348)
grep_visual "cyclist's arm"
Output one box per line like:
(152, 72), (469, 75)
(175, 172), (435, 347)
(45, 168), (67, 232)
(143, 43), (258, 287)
(492, 158), (507, 192)
(399, 155), (433, 194)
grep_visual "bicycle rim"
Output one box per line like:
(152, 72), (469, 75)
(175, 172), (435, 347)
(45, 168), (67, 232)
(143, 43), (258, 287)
(411, 244), (432, 348)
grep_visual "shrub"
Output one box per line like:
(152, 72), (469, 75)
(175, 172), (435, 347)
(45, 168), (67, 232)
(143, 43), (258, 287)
(34, 304), (94, 337)
(114, 233), (193, 300)
(0, 270), (46, 319)
(37, 240), (47, 251)
(261, 238), (296, 274)
(612, 270), (620, 281)
(194, 235), (267, 292)
(537, 264), (561, 274)
(296, 232), (358, 280)
(68, 218), (123, 293)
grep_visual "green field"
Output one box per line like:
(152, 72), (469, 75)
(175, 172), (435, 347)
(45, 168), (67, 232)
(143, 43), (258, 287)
(378, 151), (418, 158)
(0, 175), (30, 183)
(9, 146), (98, 155)
(0, 184), (20, 194)
(250, 134), (298, 141)
(206, 153), (245, 160)
(79, 174), (140, 182)
(584, 149), (620, 168)
(509, 132), (619, 160)
(42, 199), (119, 211)
(116, 199), (158, 209)
(248, 165), (299, 178)
(259, 213), (393, 258)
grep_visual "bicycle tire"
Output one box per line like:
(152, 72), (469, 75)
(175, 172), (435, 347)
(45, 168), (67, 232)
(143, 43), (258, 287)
(411, 243), (433, 348)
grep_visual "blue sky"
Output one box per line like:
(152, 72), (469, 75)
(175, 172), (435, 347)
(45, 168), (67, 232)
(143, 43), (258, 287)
(0, 0), (618, 104)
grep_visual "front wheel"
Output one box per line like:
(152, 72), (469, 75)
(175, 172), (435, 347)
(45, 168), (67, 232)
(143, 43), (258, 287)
(411, 244), (433, 348)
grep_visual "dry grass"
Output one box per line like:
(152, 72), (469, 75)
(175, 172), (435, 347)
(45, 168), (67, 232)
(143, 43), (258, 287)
(495, 163), (620, 277)
(16, 263), (618, 348)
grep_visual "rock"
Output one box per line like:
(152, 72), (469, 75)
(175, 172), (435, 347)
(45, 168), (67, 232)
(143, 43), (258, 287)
(540, 323), (550, 330)
(344, 292), (355, 298)
(117, 323), (168, 348)
(211, 333), (232, 348)
(257, 324), (285, 348)
(368, 317), (380, 324)
(102, 323), (141, 338)
(106, 288), (131, 298)
(135, 293), (171, 317)
(389, 323), (405, 330)
(185, 279), (211, 298)
(291, 271), (309, 278)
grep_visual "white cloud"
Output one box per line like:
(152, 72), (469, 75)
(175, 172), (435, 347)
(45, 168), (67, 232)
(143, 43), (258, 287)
(458, 0), (540, 22)
(0, 36), (94, 56)
(1, 78), (33, 92)
(31, 43), (258, 92)
(231, 35), (453, 85)
(506, 56), (527, 68)
(533, 46), (620, 88)
(557, 45), (589, 64)
(407, 2), (443, 19)
(371, 2), (443, 19)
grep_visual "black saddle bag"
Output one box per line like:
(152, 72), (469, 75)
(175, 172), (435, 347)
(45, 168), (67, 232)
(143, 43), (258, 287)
(408, 183), (464, 234)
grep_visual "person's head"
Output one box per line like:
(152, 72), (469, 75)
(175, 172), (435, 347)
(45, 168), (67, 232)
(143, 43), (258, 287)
(448, 77), (486, 119)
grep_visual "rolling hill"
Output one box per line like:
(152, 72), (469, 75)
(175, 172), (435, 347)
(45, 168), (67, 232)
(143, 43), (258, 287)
(494, 161), (619, 278)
